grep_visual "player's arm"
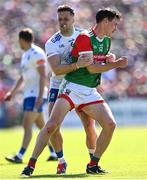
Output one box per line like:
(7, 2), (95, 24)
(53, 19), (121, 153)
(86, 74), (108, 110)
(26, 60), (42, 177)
(47, 54), (92, 75)
(86, 57), (128, 74)
(75, 35), (128, 73)
(45, 38), (92, 76)
(4, 76), (23, 101)
(35, 59), (46, 110)
(47, 55), (78, 75)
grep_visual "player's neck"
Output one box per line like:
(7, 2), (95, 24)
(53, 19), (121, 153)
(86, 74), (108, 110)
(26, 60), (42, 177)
(93, 25), (105, 39)
(23, 44), (32, 51)
(60, 27), (74, 37)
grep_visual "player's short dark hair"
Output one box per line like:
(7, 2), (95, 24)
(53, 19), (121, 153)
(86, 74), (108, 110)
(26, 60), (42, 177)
(19, 28), (34, 42)
(57, 5), (75, 15)
(96, 8), (121, 23)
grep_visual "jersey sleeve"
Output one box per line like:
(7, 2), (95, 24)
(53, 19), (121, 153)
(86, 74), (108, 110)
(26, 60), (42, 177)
(33, 53), (46, 67)
(45, 40), (59, 58)
(73, 34), (93, 56)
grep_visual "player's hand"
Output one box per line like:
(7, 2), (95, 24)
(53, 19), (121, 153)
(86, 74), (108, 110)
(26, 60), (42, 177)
(117, 57), (128, 68)
(77, 54), (93, 68)
(106, 53), (116, 63)
(4, 91), (13, 101)
(34, 97), (42, 111)
(97, 86), (104, 93)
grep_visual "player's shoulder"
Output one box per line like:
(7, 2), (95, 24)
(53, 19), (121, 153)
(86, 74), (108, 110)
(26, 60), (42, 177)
(46, 31), (62, 46)
(31, 44), (46, 58)
(76, 29), (91, 41)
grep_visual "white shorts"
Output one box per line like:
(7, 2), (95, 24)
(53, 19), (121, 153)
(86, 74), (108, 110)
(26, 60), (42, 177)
(58, 79), (104, 111)
(50, 76), (63, 89)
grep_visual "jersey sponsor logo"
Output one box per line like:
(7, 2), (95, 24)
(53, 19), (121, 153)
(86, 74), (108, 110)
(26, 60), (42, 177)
(93, 54), (106, 63)
(51, 33), (62, 43)
(59, 44), (65, 48)
(99, 44), (104, 52)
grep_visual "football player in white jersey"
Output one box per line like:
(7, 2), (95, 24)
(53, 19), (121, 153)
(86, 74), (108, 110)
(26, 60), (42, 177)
(4, 28), (57, 164)
(21, 6), (97, 176)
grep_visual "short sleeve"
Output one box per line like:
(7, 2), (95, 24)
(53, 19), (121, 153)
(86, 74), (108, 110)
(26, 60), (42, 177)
(34, 53), (46, 67)
(45, 40), (59, 58)
(74, 34), (93, 55)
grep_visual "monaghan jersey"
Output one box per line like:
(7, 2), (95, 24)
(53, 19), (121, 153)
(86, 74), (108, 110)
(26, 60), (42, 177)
(21, 44), (48, 98)
(45, 27), (82, 89)
(65, 29), (111, 87)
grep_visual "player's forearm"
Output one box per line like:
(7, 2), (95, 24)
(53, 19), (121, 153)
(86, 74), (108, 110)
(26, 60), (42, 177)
(38, 75), (46, 98)
(11, 76), (23, 94)
(53, 63), (77, 75)
(87, 61), (121, 74)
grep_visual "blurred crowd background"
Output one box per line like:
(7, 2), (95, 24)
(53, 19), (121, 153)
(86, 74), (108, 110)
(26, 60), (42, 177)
(0, 0), (147, 127)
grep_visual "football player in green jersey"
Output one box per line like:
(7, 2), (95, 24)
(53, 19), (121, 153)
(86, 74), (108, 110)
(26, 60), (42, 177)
(21, 8), (128, 175)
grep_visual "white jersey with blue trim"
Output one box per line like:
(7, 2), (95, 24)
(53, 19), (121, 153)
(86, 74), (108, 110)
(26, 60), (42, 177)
(45, 27), (82, 89)
(21, 44), (48, 98)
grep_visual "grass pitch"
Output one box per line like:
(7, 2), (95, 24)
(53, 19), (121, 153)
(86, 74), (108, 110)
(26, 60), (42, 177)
(0, 127), (147, 179)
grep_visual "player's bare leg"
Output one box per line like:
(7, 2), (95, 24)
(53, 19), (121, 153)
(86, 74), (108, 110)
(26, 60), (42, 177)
(48, 102), (63, 152)
(35, 112), (58, 161)
(21, 98), (70, 176)
(47, 102), (62, 161)
(76, 109), (97, 158)
(5, 112), (38, 163)
(22, 112), (39, 149)
(82, 102), (116, 174)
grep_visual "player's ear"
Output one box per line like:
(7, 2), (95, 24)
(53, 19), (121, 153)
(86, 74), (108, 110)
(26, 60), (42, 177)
(103, 18), (109, 25)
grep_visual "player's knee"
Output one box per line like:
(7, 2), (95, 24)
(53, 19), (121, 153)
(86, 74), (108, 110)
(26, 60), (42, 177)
(46, 121), (57, 135)
(107, 120), (116, 132)
(23, 123), (32, 131)
(23, 127), (32, 137)
(103, 118), (116, 133)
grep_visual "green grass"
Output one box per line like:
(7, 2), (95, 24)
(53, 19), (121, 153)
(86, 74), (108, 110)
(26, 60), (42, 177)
(0, 127), (147, 179)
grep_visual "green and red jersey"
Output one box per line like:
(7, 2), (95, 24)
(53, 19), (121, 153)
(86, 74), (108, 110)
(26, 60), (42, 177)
(65, 29), (111, 87)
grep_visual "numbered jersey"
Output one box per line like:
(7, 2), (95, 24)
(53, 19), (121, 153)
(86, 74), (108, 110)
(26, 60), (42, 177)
(45, 27), (82, 89)
(21, 44), (48, 98)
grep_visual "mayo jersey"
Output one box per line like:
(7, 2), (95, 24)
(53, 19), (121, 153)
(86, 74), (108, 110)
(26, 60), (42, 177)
(45, 27), (82, 89)
(21, 44), (48, 98)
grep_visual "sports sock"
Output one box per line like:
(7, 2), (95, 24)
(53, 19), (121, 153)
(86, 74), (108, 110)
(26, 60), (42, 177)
(28, 158), (37, 168)
(16, 147), (26, 159)
(48, 145), (57, 157)
(56, 150), (65, 164)
(88, 149), (95, 159)
(49, 145), (54, 153)
(89, 155), (100, 166)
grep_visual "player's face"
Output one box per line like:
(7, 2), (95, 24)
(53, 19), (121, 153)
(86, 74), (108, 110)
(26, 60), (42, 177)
(19, 38), (26, 50)
(106, 18), (119, 37)
(58, 11), (74, 32)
